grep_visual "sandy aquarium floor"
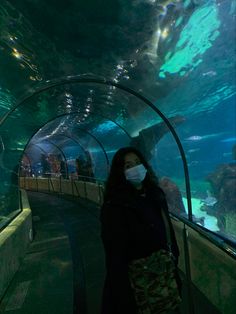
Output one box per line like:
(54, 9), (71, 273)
(182, 197), (219, 232)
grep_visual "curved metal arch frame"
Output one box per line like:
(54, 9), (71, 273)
(52, 134), (88, 155)
(35, 111), (132, 166)
(28, 131), (109, 181)
(30, 110), (132, 156)
(72, 126), (110, 167)
(19, 113), (110, 180)
(32, 114), (110, 168)
(27, 142), (49, 155)
(0, 76), (192, 220)
(51, 134), (108, 175)
(33, 110), (131, 166)
(31, 110), (132, 140)
(27, 141), (68, 177)
(41, 133), (105, 177)
(68, 110), (132, 139)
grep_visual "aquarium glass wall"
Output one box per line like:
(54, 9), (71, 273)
(0, 0), (235, 244)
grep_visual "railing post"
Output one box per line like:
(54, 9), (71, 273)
(59, 175), (62, 193)
(183, 224), (195, 314)
(84, 180), (87, 199)
(36, 176), (39, 192)
(71, 177), (74, 196)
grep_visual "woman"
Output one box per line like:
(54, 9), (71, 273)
(100, 147), (181, 314)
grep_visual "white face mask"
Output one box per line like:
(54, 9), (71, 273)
(124, 164), (147, 185)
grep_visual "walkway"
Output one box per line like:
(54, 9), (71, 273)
(0, 191), (222, 314)
(0, 191), (105, 314)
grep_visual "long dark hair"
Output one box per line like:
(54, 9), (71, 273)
(104, 146), (160, 202)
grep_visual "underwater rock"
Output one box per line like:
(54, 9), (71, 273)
(207, 163), (236, 213)
(159, 176), (185, 214)
(206, 155), (236, 237)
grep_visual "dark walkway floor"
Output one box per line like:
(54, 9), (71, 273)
(0, 191), (222, 314)
(0, 191), (105, 314)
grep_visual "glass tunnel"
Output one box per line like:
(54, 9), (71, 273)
(0, 1), (235, 314)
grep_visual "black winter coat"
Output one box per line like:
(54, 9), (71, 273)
(100, 185), (180, 314)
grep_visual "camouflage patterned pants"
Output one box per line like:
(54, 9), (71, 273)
(128, 250), (182, 314)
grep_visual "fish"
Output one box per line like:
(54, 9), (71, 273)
(185, 132), (227, 141)
(223, 152), (232, 157)
(202, 70), (217, 77)
(187, 148), (200, 153)
(221, 137), (236, 143)
(185, 135), (202, 141)
(187, 160), (199, 166)
(200, 190), (217, 207)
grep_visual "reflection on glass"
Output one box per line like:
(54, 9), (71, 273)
(0, 0), (235, 249)
(152, 100), (236, 244)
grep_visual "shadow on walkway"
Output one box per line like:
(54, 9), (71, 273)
(0, 191), (105, 314)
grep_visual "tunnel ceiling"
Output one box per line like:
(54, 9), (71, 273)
(0, 0), (235, 153)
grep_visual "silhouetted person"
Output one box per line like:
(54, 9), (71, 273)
(41, 154), (51, 177)
(60, 159), (67, 179)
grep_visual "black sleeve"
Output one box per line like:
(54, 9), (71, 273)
(160, 193), (180, 263)
(100, 202), (136, 313)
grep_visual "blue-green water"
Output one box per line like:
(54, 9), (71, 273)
(0, 0), (235, 242)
